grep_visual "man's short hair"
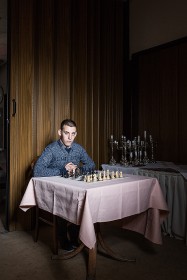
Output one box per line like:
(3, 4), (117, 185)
(61, 119), (77, 130)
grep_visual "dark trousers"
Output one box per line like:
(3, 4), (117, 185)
(57, 216), (80, 245)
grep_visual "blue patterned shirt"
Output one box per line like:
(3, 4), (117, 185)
(33, 139), (95, 177)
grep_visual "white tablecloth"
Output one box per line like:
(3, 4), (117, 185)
(102, 163), (187, 240)
(20, 175), (168, 249)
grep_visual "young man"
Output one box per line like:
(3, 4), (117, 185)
(33, 119), (95, 251)
(33, 119), (95, 177)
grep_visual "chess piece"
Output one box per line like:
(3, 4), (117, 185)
(119, 171), (123, 178)
(98, 172), (103, 181)
(103, 170), (106, 180)
(93, 173), (97, 182)
(87, 175), (91, 183)
(115, 170), (119, 178)
(111, 171), (115, 179)
(106, 169), (110, 180)
(90, 174), (93, 182)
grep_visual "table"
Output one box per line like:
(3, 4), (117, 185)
(102, 162), (187, 241)
(20, 175), (168, 279)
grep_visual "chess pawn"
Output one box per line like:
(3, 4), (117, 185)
(115, 170), (119, 178)
(90, 174), (93, 182)
(87, 175), (91, 183)
(93, 173), (97, 182)
(84, 175), (87, 182)
(119, 171), (123, 178)
(111, 171), (115, 179)
(98, 172), (103, 181)
(106, 169), (110, 180)
(103, 170), (106, 180)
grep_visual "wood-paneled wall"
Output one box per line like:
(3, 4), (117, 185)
(130, 38), (187, 164)
(8, 0), (126, 229)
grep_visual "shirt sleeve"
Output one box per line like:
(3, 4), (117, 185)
(79, 147), (95, 172)
(33, 146), (63, 177)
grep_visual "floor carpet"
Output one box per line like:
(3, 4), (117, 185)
(0, 220), (187, 280)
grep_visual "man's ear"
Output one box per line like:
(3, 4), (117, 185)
(58, 129), (62, 136)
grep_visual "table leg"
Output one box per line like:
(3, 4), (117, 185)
(87, 245), (97, 280)
(51, 242), (85, 260)
(96, 223), (136, 262)
(51, 240), (97, 280)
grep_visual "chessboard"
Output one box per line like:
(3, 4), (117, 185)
(67, 169), (124, 183)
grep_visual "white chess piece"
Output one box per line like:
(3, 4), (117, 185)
(119, 171), (123, 178)
(93, 173), (97, 182)
(111, 171), (115, 179)
(106, 169), (110, 180)
(103, 170), (106, 180)
(98, 172), (103, 181)
(115, 170), (119, 178)
(87, 175), (91, 183)
(89, 175), (92, 182)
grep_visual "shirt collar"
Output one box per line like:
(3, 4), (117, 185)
(58, 139), (75, 150)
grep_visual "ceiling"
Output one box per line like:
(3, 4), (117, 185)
(0, 0), (7, 65)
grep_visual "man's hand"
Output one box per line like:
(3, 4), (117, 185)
(65, 162), (77, 173)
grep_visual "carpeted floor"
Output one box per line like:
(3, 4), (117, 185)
(0, 219), (187, 280)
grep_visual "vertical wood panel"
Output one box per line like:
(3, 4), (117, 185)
(35, 0), (55, 153)
(178, 42), (187, 163)
(54, 0), (71, 129)
(137, 52), (162, 147)
(158, 47), (178, 161)
(9, 0), (20, 230)
(9, 0), (35, 229)
(71, 0), (88, 147)
(132, 39), (187, 164)
(88, 0), (101, 167)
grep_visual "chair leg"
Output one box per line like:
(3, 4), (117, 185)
(34, 207), (58, 254)
(53, 215), (58, 254)
(34, 206), (39, 242)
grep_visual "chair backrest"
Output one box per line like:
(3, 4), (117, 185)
(31, 156), (39, 170)
(26, 156), (39, 183)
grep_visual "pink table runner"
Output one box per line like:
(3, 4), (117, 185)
(20, 175), (169, 249)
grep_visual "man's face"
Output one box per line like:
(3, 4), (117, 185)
(59, 125), (77, 147)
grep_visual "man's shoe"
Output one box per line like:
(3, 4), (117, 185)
(60, 239), (74, 252)
(68, 224), (80, 248)
(71, 240), (80, 249)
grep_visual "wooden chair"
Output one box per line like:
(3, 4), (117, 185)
(34, 206), (58, 254)
(31, 157), (58, 255)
